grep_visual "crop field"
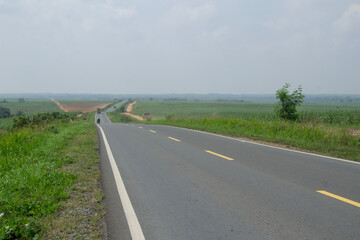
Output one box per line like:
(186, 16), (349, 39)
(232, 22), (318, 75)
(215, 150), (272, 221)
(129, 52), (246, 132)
(0, 99), (62, 129)
(0, 99), (61, 114)
(55, 100), (111, 113)
(0, 99), (112, 129)
(132, 101), (360, 127)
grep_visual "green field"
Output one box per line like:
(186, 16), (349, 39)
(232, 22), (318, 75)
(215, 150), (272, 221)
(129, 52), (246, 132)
(0, 99), (61, 114)
(0, 99), (62, 129)
(132, 101), (360, 127)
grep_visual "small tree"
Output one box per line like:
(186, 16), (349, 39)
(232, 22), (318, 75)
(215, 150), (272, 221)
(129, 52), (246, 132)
(275, 83), (304, 121)
(0, 106), (11, 118)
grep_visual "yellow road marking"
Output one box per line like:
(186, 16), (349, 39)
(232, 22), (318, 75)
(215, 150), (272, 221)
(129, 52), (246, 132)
(149, 130), (157, 133)
(168, 137), (181, 142)
(138, 126), (143, 129)
(317, 190), (360, 208)
(205, 150), (234, 160)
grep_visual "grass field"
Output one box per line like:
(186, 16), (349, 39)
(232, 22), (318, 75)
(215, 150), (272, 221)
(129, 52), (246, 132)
(0, 118), (12, 130)
(0, 99), (62, 130)
(0, 99), (61, 114)
(0, 113), (104, 239)
(115, 100), (360, 161)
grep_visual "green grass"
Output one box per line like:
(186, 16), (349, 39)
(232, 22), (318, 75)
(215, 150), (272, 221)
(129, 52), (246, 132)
(43, 113), (104, 239)
(132, 101), (275, 120)
(0, 114), (103, 239)
(0, 118), (12, 130)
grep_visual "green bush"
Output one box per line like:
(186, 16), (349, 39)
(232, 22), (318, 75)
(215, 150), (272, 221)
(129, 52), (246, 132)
(0, 107), (11, 119)
(12, 112), (73, 129)
(275, 83), (304, 121)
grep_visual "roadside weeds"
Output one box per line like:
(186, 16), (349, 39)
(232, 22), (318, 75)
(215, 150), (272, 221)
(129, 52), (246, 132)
(42, 120), (105, 239)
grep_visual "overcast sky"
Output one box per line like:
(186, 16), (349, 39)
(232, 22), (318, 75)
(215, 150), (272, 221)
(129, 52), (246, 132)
(0, 0), (359, 94)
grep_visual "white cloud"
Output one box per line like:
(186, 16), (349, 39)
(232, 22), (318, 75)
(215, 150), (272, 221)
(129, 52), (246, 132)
(163, 3), (216, 27)
(115, 8), (137, 18)
(212, 25), (231, 39)
(334, 4), (360, 32)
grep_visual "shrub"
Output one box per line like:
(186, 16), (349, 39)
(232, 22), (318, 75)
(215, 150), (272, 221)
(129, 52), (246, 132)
(0, 107), (11, 118)
(275, 83), (304, 121)
(12, 112), (73, 129)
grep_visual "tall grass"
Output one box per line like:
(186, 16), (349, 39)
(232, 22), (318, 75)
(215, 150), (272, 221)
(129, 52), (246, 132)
(0, 119), (85, 238)
(298, 110), (360, 127)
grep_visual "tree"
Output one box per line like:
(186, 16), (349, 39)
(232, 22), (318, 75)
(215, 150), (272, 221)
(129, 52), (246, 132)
(0, 106), (11, 118)
(18, 98), (25, 102)
(275, 83), (304, 121)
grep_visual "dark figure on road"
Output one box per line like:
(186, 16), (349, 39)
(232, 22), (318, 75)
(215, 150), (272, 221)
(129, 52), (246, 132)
(97, 118), (100, 124)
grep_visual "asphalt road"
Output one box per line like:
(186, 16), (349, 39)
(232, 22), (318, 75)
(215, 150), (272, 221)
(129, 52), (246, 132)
(96, 113), (360, 240)
(106, 99), (128, 113)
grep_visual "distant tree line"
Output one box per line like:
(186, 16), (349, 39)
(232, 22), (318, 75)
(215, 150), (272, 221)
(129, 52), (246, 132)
(0, 106), (25, 119)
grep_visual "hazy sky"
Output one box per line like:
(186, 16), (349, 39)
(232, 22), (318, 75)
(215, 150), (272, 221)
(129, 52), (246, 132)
(0, 0), (359, 94)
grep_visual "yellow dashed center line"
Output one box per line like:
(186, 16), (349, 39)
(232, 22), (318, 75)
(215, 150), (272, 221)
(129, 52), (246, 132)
(149, 130), (157, 133)
(317, 190), (360, 208)
(138, 126), (143, 129)
(168, 137), (181, 142)
(205, 150), (234, 160)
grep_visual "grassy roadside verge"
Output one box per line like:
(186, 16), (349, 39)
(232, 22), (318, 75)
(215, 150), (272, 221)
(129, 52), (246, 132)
(150, 118), (360, 161)
(107, 107), (360, 161)
(0, 113), (104, 239)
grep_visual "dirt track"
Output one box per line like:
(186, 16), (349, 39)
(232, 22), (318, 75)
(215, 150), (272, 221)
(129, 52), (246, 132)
(52, 99), (111, 113)
(123, 101), (144, 121)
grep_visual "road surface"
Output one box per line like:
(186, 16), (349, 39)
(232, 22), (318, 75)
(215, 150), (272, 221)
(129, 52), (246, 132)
(96, 113), (360, 240)
(106, 99), (128, 113)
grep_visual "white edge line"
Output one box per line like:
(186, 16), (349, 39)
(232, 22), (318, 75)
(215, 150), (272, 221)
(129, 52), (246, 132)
(152, 124), (360, 166)
(97, 125), (145, 240)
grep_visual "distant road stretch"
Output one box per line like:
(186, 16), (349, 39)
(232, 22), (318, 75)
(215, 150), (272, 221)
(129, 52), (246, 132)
(106, 99), (128, 113)
(96, 113), (360, 240)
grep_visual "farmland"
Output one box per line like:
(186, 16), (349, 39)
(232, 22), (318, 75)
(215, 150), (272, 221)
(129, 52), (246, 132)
(0, 99), (62, 129)
(121, 100), (360, 161)
(0, 99), (112, 129)
(55, 100), (111, 113)
(131, 101), (360, 127)
(0, 99), (60, 115)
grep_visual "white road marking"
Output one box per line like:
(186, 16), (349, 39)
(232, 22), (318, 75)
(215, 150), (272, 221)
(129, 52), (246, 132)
(97, 125), (145, 240)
